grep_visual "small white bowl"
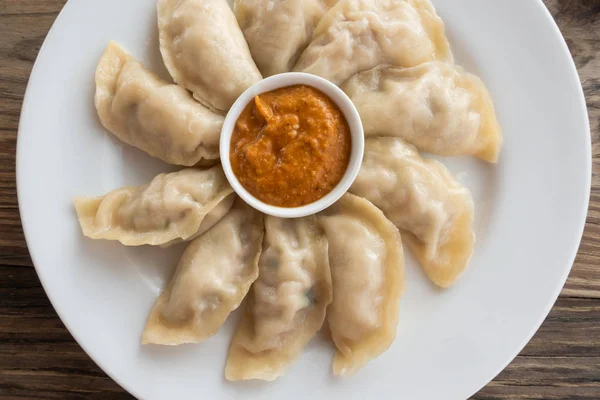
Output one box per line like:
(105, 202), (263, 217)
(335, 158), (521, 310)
(220, 72), (364, 219)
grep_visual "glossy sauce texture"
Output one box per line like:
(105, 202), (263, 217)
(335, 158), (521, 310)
(230, 85), (351, 207)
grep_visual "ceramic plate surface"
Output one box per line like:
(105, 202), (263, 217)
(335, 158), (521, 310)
(17, 0), (590, 399)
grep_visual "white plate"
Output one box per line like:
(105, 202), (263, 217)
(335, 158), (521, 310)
(17, 0), (590, 399)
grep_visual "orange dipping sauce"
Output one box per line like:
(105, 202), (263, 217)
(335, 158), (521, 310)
(230, 85), (352, 208)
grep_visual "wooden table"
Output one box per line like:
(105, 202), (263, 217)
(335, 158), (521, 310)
(0, 0), (598, 398)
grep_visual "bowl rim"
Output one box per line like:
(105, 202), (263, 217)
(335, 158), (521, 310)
(219, 72), (365, 219)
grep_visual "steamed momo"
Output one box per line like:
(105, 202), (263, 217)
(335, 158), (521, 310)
(293, 0), (452, 85)
(73, 167), (234, 246)
(157, 0), (262, 112)
(143, 199), (264, 345)
(94, 42), (223, 166)
(350, 138), (475, 288)
(342, 62), (503, 163)
(226, 215), (332, 381)
(159, 193), (235, 247)
(319, 194), (405, 376)
(234, 0), (336, 77)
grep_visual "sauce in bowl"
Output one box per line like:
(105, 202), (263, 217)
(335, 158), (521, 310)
(230, 85), (352, 208)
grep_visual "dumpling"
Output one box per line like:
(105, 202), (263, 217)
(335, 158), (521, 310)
(349, 138), (475, 288)
(159, 192), (235, 247)
(341, 62), (503, 163)
(226, 215), (332, 381)
(318, 194), (405, 376)
(142, 199), (264, 345)
(95, 41), (224, 166)
(293, 0), (452, 85)
(157, 0), (262, 112)
(73, 167), (234, 246)
(234, 0), (336, 77)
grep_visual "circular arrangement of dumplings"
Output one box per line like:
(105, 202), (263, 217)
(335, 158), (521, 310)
(74, 0), (503, 381)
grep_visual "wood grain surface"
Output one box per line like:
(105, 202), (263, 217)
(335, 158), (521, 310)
(0, 0), (598, 398)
